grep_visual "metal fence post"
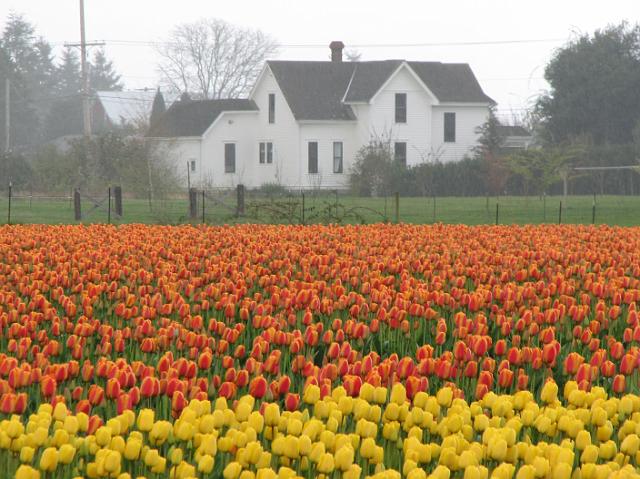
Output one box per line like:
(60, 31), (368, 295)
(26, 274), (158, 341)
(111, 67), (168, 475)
(495, 202), (499, 225)
(74, 189), (81, 221)
(394, 192), (399, 224)
(301, 192), (305, 225)
(202, 189), (205, 224)
(7, 181), (12, 225)
(592, 199), (596, 225)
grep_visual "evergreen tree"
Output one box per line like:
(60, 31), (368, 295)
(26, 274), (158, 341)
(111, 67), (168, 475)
(44, 47), (83, 140)
(149, 88), (166, 128)
(0, 13), (56, 150)
(89, 48), (123, 92)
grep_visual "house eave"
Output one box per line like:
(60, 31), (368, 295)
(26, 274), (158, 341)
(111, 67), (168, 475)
(297, 119), (358, 125)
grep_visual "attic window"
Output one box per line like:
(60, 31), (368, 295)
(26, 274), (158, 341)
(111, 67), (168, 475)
(395, 93), (407, 123)
(268, 94), (275, 123)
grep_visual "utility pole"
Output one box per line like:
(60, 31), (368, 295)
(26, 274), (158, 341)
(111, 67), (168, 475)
(65, 0), (104, 137)
(79, 0), (90, 136)
(4, 77), (9, 152)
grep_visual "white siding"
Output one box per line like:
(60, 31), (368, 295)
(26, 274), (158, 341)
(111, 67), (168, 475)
(299, 123), (358, 189)
(431, 105), (489, 163)
(364, 65), (435, 166)
(246, 67), (301, 188)
(156, 62), (491, 189)
(199, 112), (259, 187)
(151, 138), (202, 186)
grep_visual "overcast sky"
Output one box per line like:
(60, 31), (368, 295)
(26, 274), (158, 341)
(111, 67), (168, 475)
(3, 0), (638, 121)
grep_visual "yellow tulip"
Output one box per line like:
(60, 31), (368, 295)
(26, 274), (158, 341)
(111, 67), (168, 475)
(15, 465), (40, 479)
(137, 409), (154, 432)
(316, 452), (334, 473)
(104, 450), (121, 474)
(124, 439), (141, 460)
(621, 433), (640, 455)
(552, 463), (572, 479)
(20, 446), (35, 463)
(303, 385), (320, 405)
(541, 381), (558, 403)
(436, 387), (453, 407)
(58, 444), (76, 464)
(408, 468), (427, 479)
(198, 454), (214, 473)
(334, 444), (354, 471)
(39, 447), (58, 472)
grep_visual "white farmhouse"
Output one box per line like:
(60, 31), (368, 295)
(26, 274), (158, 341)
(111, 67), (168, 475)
(147, 42), (494, 189)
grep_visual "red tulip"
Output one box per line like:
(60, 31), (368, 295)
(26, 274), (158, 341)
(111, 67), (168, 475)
(613, 374), (626, 394)
(284, 393), (300, 412)
(249, 376), (268, 399)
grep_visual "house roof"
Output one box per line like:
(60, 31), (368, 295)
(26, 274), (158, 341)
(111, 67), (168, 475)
(268, 60), (494, 121)
(96, 90), (162, 125)
(146, 98), (258, 137)
(407, 62), (495, 104)
(267, 61), (357, 121)
(497, 124), (532, 137)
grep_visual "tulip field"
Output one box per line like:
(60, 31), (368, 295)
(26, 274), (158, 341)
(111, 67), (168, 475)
(4, 223), (640, 479)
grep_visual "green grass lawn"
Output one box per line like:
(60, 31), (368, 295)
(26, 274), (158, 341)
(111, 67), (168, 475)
(1, 193), (639, 226)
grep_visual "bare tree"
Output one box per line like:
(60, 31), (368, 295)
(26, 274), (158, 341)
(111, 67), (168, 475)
(344, 49), (362, 62)
(157, 19), (278, 99)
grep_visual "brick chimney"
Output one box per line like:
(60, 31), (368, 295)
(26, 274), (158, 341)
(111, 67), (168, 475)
(330, 41), (344, 62)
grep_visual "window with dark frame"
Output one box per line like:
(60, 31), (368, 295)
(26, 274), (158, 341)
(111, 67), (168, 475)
(224, 143), (236, 173)
(268, 94), (275, 123)
(395, 93), (407, 123)
(444, 112), (456, 142)
(394, 142), (407, 167)
(259, 142), (274, 164)
(333, 141), (343, 174)
(308, 142), (318, 174)
(190, 159), (196, 172)
(267, 142), (273, 164)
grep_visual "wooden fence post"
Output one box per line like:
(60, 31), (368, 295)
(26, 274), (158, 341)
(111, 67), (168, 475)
(189, 188), (198, 219)
(202, 190), (205, 224)
(74, 189), (81, 221)
(107, 187), (111, 224)
(495, 202), (499, 225)
(558, 201), (562, 225)
(114, 186), (123, 216)
(236, 184), (245, 216)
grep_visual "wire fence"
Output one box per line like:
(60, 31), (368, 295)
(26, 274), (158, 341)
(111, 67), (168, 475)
(2, 184), (640, 226)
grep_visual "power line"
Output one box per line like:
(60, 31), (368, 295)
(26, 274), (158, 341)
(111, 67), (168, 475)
(51, 37), (566, 49)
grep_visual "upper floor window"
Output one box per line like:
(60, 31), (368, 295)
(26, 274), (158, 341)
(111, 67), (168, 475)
(268, 93), (275, 123)
(395, 93), (407, 123)
(394, 142), (407, 167)
(224, 143), (236, 173)
(259, 142), (273, 164)
(444, 112), (456, 142)
(190, 159), (196, 172)
(333, 142), (343, 174)
(308, 142), (318, 174)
